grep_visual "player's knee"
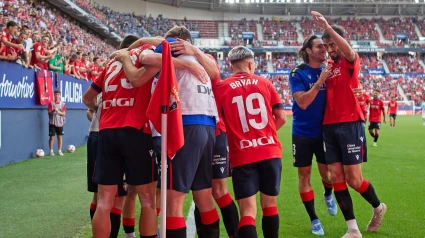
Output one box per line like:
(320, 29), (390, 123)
(212, 180), (228, 199)
(139, 192), (155, 209)
(346, 177), (363, 190)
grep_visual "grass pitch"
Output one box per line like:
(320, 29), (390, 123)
(0, 116), (424, 237)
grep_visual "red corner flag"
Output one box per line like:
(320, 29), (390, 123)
(146, 41), (184, 159)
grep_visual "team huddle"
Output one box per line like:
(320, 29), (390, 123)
(82, 11), (387, 238)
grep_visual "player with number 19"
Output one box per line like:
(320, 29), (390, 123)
(215, 46), (286, 238)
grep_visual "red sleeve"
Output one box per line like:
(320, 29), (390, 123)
(62, 104), (66, 112)
(1, 31), (6, 40)
(34, 44), (42, 54)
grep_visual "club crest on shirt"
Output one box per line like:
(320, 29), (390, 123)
(169, 86), (180, 112)
(328, 67), (341, 79)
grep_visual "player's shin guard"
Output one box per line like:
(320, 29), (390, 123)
(322, 180), (333, 196)
(215, 193), (239, 238)
(166, 217), (186, 238)
(333, 182), (355, 221)
(356, 179), (381, 208)
(262, 206), (279, 238)
(122, 217), (136, 234)
(89, 203), (96, 221)
(200, 208), (220, 238)
(300, 190), (318, 221)
(374, 131), (380, 142)
(238, 216), (257, 238)
(110, 208), (122, 238)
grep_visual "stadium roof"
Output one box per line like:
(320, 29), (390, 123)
(145, 0), (425, 16)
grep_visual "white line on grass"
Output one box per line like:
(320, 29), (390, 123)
(186, 201), (196, 238)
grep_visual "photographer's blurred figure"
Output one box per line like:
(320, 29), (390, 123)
(48, 90), (66, 156)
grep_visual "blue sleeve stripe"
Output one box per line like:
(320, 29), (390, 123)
(91, 83), (101, 93)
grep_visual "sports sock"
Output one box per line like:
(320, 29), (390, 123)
(322, 180), (333, 196)
(166, 217), (186, 238)
(374, 131), (380, 142)
(122, 217), (136, 234)
(200, 208), (220, 238)
(110, 208), (122, 238)
(346, 219), (359, 230)
(89, 203), (96, 221)
(194, 206), (204, 237)
(369, 131), (375, 137)
(355, 179), (381, 208)
(300, 190), (318, 221)
(238, 216), (257, 238)
(333, 182), (355, 221)
(215, 193), (238, 238)
(262, 206), (279, 238)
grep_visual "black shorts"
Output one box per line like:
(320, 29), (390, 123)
(292, 135), (326, 167)
(87, 132), (127, 196)
(152, 136), (161, 179)
(323, 121), (366, 165)
(390, 113), (397, 119)
(368, 122), (381, 130)
(158, 125), (215, 193)
(49, 125), (64, 136)
(94, 127), (156, 186)
(232, 158), (282, 200)
(212, 131), (231, 179)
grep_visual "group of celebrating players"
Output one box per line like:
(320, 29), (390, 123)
(82, 11), (387, 238)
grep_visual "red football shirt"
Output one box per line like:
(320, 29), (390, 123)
(92, 46), (153, 131)
(369, 99), (385, 123)
(323, 52), (364, 125)
(1, 30), (12, 56)
(31, 42), (48, 69)
(357, 93), (370, 119)
(388, 101), (398, 114)
(206, 54), (226, 135)
(78, 60), (88, 79)
(88, 63), (100, 81)
(215, 72), (283, 167)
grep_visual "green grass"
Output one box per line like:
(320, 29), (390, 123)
(1, 116), (424, 237)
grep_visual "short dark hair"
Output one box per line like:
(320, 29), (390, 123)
(54, 90), (61, 94)
(93, 56), (99, 61)
(164, 26), (192, 43)
(322, 25), (345, 40)
(6, 21), (18, 28)
(82, 53), (87, 56)
(298, 35), (319, 63)
(119, 35), (139, 49)
(374, 89), (380, 93)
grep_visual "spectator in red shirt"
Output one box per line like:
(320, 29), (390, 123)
(78, 52), (89, 80)
(31, 35), (54, 69)
(1, 21), (23, 58)
(88, 56), (101, 81)
(68, 53), (82, 79)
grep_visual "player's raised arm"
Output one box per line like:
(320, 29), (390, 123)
(311, 11), (356, 62)
(139, 49), (209, 84)
(170, 39), (219, 79)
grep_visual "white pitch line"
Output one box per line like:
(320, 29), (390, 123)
(186, 201), (196, 238)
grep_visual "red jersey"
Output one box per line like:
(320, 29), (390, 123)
(78, 60), (88, 79)
(92, 46), (153, 131)
(369, 99), (385, 123)
(388, 101), (398, 114)
(357, 93), (370, 119)
(215, 72), (283, 167)
(88, 63), (100, 81)
(323, 52), (364, 125)
(31, 42), (48, 69)
(1, 30), (12, 56)
(206, 54), (226, 135)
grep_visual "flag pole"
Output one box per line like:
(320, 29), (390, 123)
(160, 106), (168, 238)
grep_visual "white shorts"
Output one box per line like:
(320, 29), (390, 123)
(422, 113), (425, 119)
